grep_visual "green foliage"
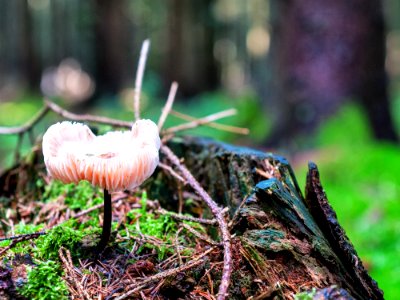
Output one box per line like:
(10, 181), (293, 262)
(19, 260), (69, 300)
(294, 288), (316, 300)
(35, 223), (84, 260)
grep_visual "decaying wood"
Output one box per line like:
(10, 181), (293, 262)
(147, 136), (383, 300)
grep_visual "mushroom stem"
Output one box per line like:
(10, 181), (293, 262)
(96, 189), (112, 254)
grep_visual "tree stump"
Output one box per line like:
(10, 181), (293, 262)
(149, 136), (383, 299)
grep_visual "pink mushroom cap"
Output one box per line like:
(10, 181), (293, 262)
(42, 119), (160, 191)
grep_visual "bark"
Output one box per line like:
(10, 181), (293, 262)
(268, 0), (398, 146)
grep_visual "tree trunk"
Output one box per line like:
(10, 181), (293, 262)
(164, 0), (218, 97)
(93, 0), (129, 95)
(149, 137), (383, 299)
(268, 0), (398, 146)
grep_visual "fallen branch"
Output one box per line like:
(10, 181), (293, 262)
(160, 145), (232, 300)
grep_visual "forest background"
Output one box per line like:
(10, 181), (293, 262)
(0, 1), (399, 298)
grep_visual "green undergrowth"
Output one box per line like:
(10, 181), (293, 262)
(120, 192), (204, 260)
(1, 180), (206, 298)
(19, 260), (69, 300)
(294, 288), (316, 300)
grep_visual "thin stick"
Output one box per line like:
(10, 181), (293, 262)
(164, 109), (237, 134)
(158, 162), (186, 184)
(45, 100), (132, 128)
(0, 231), (46, 242)
(160, 145), (232, 300)
(175, 227), (183, 265)
(134, 39), (150, 121)
(170, 110), (249, 135)
(157, 208), (217, 226)
(158, 82), (178, 130)
(182, 223), (220, 246)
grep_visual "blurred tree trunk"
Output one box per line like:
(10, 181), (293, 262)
(164, 0), (218, 97)
(93, 0), (129, 94)
(268, 0), (398, 146)
(21, 0), (40, 89)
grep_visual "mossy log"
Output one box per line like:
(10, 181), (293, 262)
(148, 137), (383, 300)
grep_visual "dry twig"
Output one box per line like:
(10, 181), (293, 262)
(170, 109), (249, 135)
(164, 108), (237, 134)
(45, 100), (132, 128)
(182, 223), (220, 246)
(156, 208), (217, 226)
(157, 162), (186, 184)
(158, 82), (178, 130)
(134, 40), (150, 121)
(160, 145), (232, 300)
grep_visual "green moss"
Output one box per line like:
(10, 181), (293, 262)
(294, 288), (316, 300)
(43, 180), (102, 211)
(120, 192), (180, 260)
(19, 260), (69, 300)
(35, 222), (84, 260)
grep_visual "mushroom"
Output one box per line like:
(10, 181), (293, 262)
(42, 119), (160, 253)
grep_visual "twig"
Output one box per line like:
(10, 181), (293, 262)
(164, 108), (237, 134)
(158, 162), (186, 184)
(160, 145), (232, 300)
(134, 40), (150, 121)
(158, 82), (178, 130)
(175, 227), (183, 265)
(170, 110), (249, 135)
(157, 208), (217, 226)
(182, 223), (220, 246)
(0, 105), (50, 135)
(45, 100), (132, 128)
(0, 231), (46, 242)
(0, 231), (46, 258)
